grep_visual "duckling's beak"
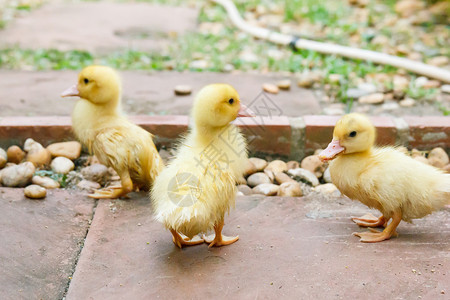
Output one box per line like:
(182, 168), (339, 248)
(319, 139), (345, 162)
(61, 85), (80, 98)
(237, 104), (256, 117)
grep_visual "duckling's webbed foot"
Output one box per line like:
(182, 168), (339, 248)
(203, 221), (239, 248)
(353, 210), (402, 243)
(352, 229), (395, 243)
(88, 188), (127, 199)
(352, 213), (387, 227)
(88, 173), (133, 199)
(170, 230), (204, 249)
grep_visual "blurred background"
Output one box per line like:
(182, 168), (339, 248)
(0, 0), (448, 117)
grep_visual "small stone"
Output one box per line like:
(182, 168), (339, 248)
(328, 74), (341, 83)
(411, 148), (423, 158)
(277, 181), (303, 197)
(358, 93), (384, 104)
(441, 85), (450, 94)
(239, 50), (259, 63)
(323, 167), (332, 183)
(51, 157), (75, 174)
(314, 149), (323, 155)
(393, 75), (409, 91)
(276, 79), (291, 90)
(428, 147), (449, 169)
(264, 169), (275, 182)
(0, 162), (35, 187)
(47, 141), (82, 160)
(422, 80), (440, 89)
(323, 107), (345, 115)
(286, 161), (299, 170)
(237, 184), (252, 195)
(247, 172), (271, 187)
(189, 60), (208, 70)
(396, 146), (409, 155)
(414, 156), (429, 165)
(274, 172), (295, 184)
(252, 183), (279, 196)
(346, 88), (370, 99)
(24, 138), (44, 152)
(428, 56), (449, 67)
(223, 64), (234, 72)
(0, 148), (7, 169)
(381, 102), (400, 111)
(443, 164), (450, 173)
(371, 35), (389, 46)
(287, 168), (320, 186)
(77, 179), (101, 191)
(393, 90), (405, 100)
(262, 83), (279, 94)
(265, 160), (288, 173)
(314, 183), (340, 195)
(399, 98), (415, 107)
(26, 148), (51, 168)
(249, 157), (268, 171)
(174, 85), (192, 96)
(24, 185), (47, 199)
(297, 74), (314, 88)
(81, 163), (110, 184)
(301, 155), (325, 178)
(408, 52), (422, 61)
(32, 176), (60, 189)
(414, 76), (428, 88)
(7, 145), (25, 164)
(396, 44), (410, 55)
(243, 160), (258, 177)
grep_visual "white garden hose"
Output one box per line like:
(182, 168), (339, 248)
(212, 0), (450, 83)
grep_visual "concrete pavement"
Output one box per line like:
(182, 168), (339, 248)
(2, 188), (448, 299)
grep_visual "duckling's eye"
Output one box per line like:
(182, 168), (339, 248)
(349, 131), (357, 137)
(228, 98), (234, 105)
(83, 78), (89, 84)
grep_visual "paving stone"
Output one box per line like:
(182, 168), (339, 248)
(0, 71), (321, 117)
(0, 188), (95, 300)
(66, 193), (449, 299)
(0, 3), (198, 53)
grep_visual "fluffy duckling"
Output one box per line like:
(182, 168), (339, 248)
(319, 113), (450, 243)
(61, 65), (164, 199)
(151, 84), (254, 248)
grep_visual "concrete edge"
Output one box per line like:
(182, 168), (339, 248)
(0, 115), (449, 158)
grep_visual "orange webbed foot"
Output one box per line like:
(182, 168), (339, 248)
(352, 213), (387, 228)
(203, 220), (238, 248)
(203, 233), (239, 248)
(170, 230), (204, 249)
(353, 228), (398, 243)
(88, 187), (127, 199)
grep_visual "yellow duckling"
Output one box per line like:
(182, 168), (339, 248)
(151, 84), (254, 248)
(61, 65), (164, 199)
(319, 113), (450, 243)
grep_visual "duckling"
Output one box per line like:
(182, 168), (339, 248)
(61, 65), (164, 199)
(151, 84), (254, 248)
(319, 113), (450, 243)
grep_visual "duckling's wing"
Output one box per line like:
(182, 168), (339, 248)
(93, 128), (130, 171)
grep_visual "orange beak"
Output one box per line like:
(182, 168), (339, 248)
(61, 85), (80, 97)
(318, 139), (345, 162)
(237, 104), (256, 117)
